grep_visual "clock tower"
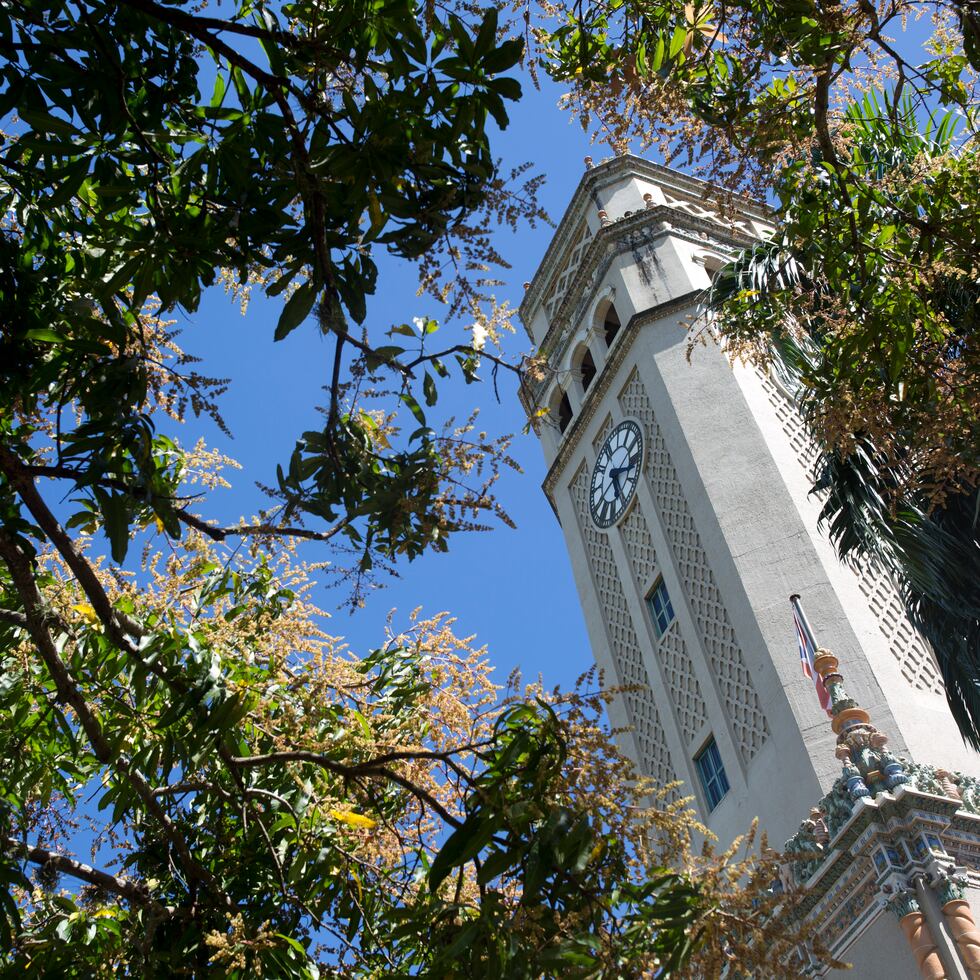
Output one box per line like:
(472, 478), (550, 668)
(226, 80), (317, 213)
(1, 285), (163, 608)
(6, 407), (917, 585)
(520, 155), (980, 976)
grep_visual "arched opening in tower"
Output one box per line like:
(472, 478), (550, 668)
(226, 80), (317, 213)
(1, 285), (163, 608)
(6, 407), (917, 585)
(557, 392), (573, 433)
(580, 348), (597, 392)
(603, 305), (621, 347)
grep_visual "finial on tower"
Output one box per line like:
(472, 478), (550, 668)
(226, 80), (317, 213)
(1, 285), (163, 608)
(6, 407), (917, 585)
(790, 593), (910, 800)
(812, 646), (910, 797)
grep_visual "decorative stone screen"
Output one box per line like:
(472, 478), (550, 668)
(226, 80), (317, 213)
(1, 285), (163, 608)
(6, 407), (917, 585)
(570, 463), (679, 797)
(619, 370), (770, 764)
(543, 223), (592, 323)
(619, 503), (708, 746)
(756, 372), (944, 696)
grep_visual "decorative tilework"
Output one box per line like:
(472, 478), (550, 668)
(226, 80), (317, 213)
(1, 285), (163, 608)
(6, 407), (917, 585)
(821, 873), (879, 949)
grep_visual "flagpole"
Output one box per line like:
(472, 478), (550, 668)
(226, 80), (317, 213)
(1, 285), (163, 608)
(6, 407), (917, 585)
(789, 593), (819, 651)
(791, 593), (834, 717)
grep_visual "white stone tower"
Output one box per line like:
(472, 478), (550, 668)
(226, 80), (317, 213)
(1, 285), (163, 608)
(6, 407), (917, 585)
(520, 155), (980, 976)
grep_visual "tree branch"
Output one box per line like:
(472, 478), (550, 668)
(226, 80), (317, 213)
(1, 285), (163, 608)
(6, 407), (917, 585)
(0, 528), (227, 905)
(20, 463), (354, 544)
(4, 837), (160, 908)
(229, 750), (464, 828)
(171, 505), (355, 545)
(0, 607), (28, 629)
(0, 447), (145, 642)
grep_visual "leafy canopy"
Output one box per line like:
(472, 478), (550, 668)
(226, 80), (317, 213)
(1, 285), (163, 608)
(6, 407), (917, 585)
(1, 0), (538, 589)
(0, 0), (824, 976)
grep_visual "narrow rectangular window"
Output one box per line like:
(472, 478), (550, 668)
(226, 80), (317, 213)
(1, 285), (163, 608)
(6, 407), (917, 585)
(695, 737), (730, 811)
(646, 577), (675, 639)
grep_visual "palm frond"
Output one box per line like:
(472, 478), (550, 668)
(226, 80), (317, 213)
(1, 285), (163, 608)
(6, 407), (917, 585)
(814, 443), (980, 750)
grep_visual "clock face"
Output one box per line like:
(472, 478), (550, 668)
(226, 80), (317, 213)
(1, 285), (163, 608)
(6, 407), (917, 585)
(590, 419), (644, 528)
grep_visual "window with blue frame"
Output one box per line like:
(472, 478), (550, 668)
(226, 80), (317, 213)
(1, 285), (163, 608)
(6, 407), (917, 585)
(646, 577), (675, 639)
(695, 737), (730, 811)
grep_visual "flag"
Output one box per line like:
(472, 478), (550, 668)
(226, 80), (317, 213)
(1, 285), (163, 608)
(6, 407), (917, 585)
(793, 602), (832, 716)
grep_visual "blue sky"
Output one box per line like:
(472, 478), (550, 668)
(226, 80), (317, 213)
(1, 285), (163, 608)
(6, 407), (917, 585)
(153, 10), (940, 695)
(131, 9), (940, 695)
(175, 73), (611, 692)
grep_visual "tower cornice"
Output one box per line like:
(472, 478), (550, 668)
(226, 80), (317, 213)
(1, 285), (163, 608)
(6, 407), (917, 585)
(533, 204), (754, 372)
(518, 154), (772, 341)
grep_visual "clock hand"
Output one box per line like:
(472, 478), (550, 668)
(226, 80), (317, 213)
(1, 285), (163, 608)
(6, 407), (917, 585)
(609, 457), (639, 499)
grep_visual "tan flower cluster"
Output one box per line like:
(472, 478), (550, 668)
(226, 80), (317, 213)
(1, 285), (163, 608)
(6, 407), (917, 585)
(205, 913), (280, 975)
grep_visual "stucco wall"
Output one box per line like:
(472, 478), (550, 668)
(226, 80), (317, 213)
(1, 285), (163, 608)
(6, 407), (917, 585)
(830, 912), (921, 979)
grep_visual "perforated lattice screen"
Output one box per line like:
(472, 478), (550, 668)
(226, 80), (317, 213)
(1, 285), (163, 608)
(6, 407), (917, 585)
(544, 223), (592, 323)
(757, 373), (944, 696)
(619, 504), (708, 745)
(619, 370), (770, 764)
(570, 463), (679, 796)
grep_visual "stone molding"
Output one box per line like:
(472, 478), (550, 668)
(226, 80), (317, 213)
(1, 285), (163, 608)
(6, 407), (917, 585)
(519, 154), (771, 330)
(529, 203), (753, 374)
(536, 289), (702, 506)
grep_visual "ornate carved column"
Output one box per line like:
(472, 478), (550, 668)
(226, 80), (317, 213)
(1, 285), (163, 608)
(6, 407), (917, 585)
(942, 901), (980, 978)
(887, 889), (949, 980)
(935, 877), (980, 979)
(901, 912), (949, 980)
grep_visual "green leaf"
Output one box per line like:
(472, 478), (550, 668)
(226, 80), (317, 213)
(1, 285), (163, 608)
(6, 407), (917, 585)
(24, 328), (64, 343)
(93, 489), (130, 564)
(350, 709), (372, 739)
(476, 846), (520, 884)
(429, 814), (498, 890)
(19, 108), (78, 136)
(275, 283), (318, 341)
(400, 392), (426, 425)
(210, 71), (227, 108)
(668, 25), (687, 59)
(652, 34), (666, 71)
